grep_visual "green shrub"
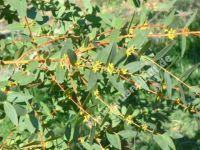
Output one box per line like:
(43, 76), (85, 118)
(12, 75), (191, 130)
(0, 0), (200, 149)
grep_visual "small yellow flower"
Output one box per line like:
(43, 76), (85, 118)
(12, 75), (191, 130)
(126, 47), (135, 56)
(83, 114), (90, 122)
(1, 87), (6, 92)
(96, 138), (101, 143)
(141, 124), (148, 131)
(75, 60), (81, 66)
(94, 89), (100, 98)
(190, 106), (196, 113)
(119, 68), (128, 75)
(8, 81), (17, 87)
(79, 110), (84, 115)
(128, 28), (135, 35)
(107, 63), (115, 74)
(75, 60), (85, 69)
(176, 98), (181, 104)
(60, 62), (65, 68)
(165, 28), (176, 40)
(135, 83), (141, 90)
(141, 22), (148, 30)
(92, 61), (102, 73)
(78, 137), (85, 144)
(109, 105), (118, 114)
(125, 115), (133, 125)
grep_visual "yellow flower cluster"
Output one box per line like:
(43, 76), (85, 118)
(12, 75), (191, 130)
(165, 28), (176, 40)
(83, 114), (90, 123)
(78, 137), (85, 144)
(109, 105), (118, 114)
(94, 89), (100, 98)
(135, 83), (141, 90)
(126, 47), (136, 56)
(125, 115), (133, 125)
(8, 81), (17, 87)
(141, 22), (148, 30)
(75, 60), (85, 69)
(119, 68), (128, 75)
(107, 63), (115, 74)
(141, 124), (148, 131)
(128, 28), (135, 35)
(92, 61), (102, 73)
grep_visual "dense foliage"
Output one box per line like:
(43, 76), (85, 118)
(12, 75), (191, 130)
(0, 0), (200, 149)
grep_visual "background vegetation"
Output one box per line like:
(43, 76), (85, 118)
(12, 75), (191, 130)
(0, 0), (200, 149)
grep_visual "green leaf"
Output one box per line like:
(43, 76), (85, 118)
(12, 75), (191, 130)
(62, 39), (73, 55)
(67, 49), (77, 66)
(108, 74), (125, 94)
(155, 42), (175, 61)
(132, 75), (149, 91)
(164, 72), (172, 98)
(153, 134), (175, 150)
(130, 30), (148, 49)
(7, 91), (33, 103)
(0, 66), (13, 82)
(12, 71), (36, 85)
(27, 61), (39, 72)
(55, 64), (66, 83)
(106, 132), (121, 150)
(109, 29), (120, 43)
(89, 126), (96, 144)
(164, 9), (176, 26)
(87, 71), (98, 90)
(157, 0), (176, 11)
(112, 18), (124, 29)
(139, 6), (148, 24)
(82, 142), (93, 150)
(89, 28), (98, 41)
(118, 130), (137, 139)
(7, 0), (27, 17)
(25, 113), (39, 133)
(167, 131), (183, 139)
(83, 0), (93, 13)
(13, 104), (27, 116)
(112, 48), (126, 65)
(124, 61), (145, 73)
(185, 10), (197, 28)
(190, 86), (200, 94)
(7, 22), (24, 31)
(40, 102), (51, 117)
(163, 134), (176, 150)
(4, 102), (18, 126)
(132, 0), (140, 7)
(181, 35), (187, 57)
(181, 63), (200, 81)
(97, 43), (117, 64)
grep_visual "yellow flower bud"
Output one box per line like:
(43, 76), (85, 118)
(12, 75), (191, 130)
(165, 28), (176, 40)
(126, 47), (135, 56)
(83, 114), (90, 123)
(141, 124), (148, 131)
(120, 68), (128, 75)
(125, 115), (133, 125)
(92, 61), (102, 73)
(107, 63), (115, 74)
(94, 89), (100, 98)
